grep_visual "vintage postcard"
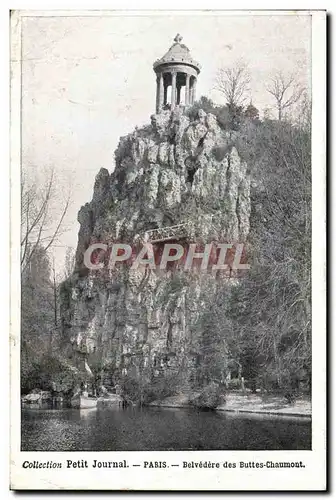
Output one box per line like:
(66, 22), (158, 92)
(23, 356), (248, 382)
(10, 9), (326, 491)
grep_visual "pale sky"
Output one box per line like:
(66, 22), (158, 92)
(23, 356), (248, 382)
(21, 13), (311, 272)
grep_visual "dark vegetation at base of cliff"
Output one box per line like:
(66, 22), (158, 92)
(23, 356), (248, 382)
(119, 373), (181, 405)
(106, 374), (225, 410)
(21, 99), (311, 401)
(188, 382), (225, 410)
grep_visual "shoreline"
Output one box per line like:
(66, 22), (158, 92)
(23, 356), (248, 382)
(148, 403), (312, 419)
(21, 391), (312, 419)
(148, 393), (312, 419)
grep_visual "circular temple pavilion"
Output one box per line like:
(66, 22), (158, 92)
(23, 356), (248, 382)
(153, 34), (201, 113)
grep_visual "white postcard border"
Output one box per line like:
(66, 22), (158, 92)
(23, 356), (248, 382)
(9, 9), (326, 491)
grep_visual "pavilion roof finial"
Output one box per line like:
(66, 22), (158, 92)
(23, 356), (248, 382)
(174, 33), (183, 44)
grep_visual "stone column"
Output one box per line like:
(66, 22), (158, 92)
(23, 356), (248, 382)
(171, 72), (177, 109)
(164, 83), (168, 106)
(155, 75), (160, 113)
(192, 78), (197, 104)
(185, 74), (190, 106)
(177, 85), (181, 105)
(189, 79), (193, 105)
(159, 73), (164, 110)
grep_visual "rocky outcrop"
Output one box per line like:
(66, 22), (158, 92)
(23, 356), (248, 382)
(61, 108), (251, 393)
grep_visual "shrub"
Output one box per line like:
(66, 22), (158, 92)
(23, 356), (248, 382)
(185, 96), (231, 130)
(189, 381), (225, 409)
(121, 375), (142, 403)
(185, 96), (216, 120)
(21, 353), (83, 395)
(120, 372), (180, 405)
(227, 378), (242, 391)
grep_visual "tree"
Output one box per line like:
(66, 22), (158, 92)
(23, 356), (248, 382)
(244, 102), (260, 121)
(215, 62), (251, 129)
(266, 71), (305, 121)
(216, 61), (251, 108)
(21, 169), (72, 393)
(231, 119), (311, 392)
(192, 282), (236, 388)
(63, 246), (76, 280)
(21, 245), (55, 392)
(21, 168), (71, 273)
(51, 257), (59, 328)
(294, 91), (312, 132)
(49, 247), (75, 332)
(262, 107), (273, 121)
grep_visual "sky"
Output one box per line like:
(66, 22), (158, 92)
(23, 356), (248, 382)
(21, 12), (311, 272)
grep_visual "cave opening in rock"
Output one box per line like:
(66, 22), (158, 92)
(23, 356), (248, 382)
(187, 164), (198, 184)
(168, 132), (176, 145)
(185, 156), (198, 185)
(198, 137), (204, 148)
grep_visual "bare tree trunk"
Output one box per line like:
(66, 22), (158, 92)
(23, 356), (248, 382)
(52, 258), (58, 328)
(266, 71), (305, 122)
(21, 169), (71, 274)
(273, 337), (281, 387)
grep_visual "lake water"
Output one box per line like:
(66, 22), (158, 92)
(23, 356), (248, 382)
(21, 406), (311, 451)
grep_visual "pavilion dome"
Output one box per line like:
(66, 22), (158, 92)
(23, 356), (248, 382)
(153, 34), (201, 73)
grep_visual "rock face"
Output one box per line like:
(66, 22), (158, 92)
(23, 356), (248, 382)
(61, 108), (251, 392)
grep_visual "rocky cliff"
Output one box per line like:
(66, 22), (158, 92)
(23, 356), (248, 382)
(60, 108), (251, 392)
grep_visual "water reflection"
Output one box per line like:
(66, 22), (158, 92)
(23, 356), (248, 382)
(78, 408), (98, 420)
(21, 406), (311, 451)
